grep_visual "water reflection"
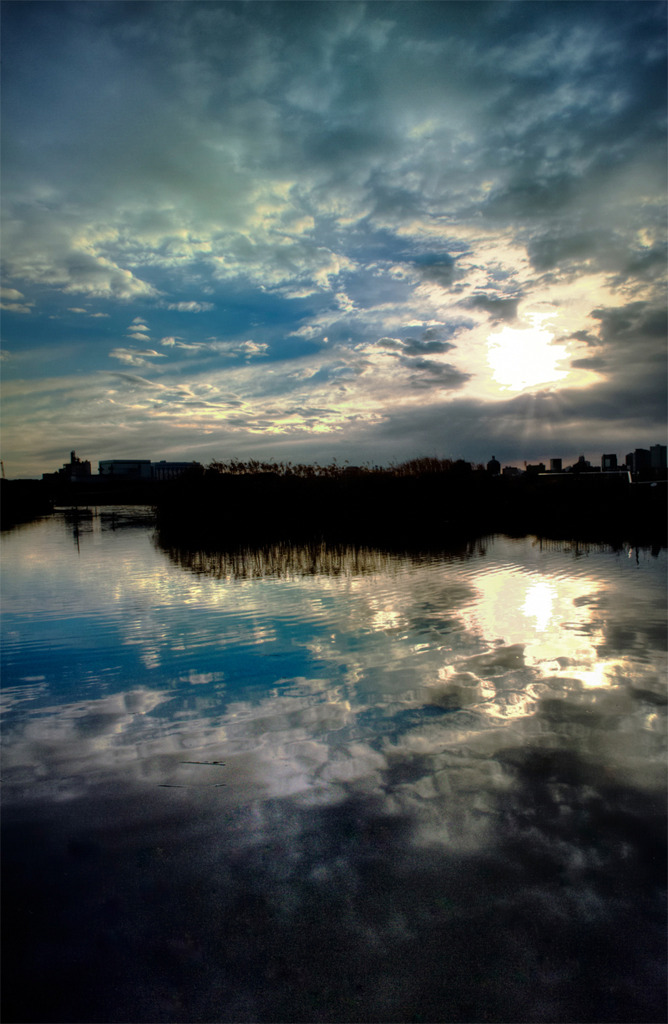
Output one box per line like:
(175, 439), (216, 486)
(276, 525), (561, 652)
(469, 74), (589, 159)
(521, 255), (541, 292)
(1, 513), (665, 1023)
(161, 536), (489, 580)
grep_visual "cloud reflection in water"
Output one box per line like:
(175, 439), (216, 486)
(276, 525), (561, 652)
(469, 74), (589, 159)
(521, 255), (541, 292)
(1, 519), (665, 1022)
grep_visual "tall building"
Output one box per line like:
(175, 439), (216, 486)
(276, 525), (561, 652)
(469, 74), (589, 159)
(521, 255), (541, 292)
(549, 458), (562, 472)
(650, 444), (667, 471)
(632, 449), (651, 472)
(601, 453), (617, 471)
(486, 455), (500, 476)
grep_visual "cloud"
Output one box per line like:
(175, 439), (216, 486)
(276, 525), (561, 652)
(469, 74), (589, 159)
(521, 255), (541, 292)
(0, 0), (665, 473)
(110, 372), (162, 388)
(109, 348), (167, 368)
(237, 340), (269, 358)
(400, 338), (456, 357)
(0, 286), (33, 313)
(0, 301), (33, 314)
(413, 254), (460, 288)
(1, 287), (26, 302)
(465, 294), (520, 322)
(564, 330), (598, 347)
(590, 302), (667, 347)
(2, 210), (160, 300)
(166, 301), (215, 313)
(570, 356), (607, 371)
(396, 357), (472, 391)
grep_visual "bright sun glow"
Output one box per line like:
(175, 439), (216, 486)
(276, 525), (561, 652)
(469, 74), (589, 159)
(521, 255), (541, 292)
(487, 318), (569, 392)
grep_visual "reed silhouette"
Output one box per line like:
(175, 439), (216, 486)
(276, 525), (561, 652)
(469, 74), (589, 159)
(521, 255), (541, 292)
(155, 458), (667, 549)
(4, 457), (665, 546)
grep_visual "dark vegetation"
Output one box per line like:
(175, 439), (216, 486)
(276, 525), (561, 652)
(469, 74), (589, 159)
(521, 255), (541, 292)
(0, 479), (54, 529)
(3, 458), (665, 548)
(154, 458), (667, 551)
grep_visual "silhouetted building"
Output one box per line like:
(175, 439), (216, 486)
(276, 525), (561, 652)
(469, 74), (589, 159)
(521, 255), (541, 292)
(502, 466), (522, 477)
(486, 455), (501, 476)
(525, 463), (546, 475)
(151, 461), (203, 481)
(626, 449), (650, 474)
(98, 459), (203, 481)
(650, 444), (667, 471)
(601, 453), (617, 471)
(43, 450), (92, 483)
(571, 455), (592, 473)
(99, 459), (152, 480)
(549, 458), (562, 473)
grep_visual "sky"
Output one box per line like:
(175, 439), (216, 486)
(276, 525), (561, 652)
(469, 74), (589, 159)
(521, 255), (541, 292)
(1, 0), (666, 478)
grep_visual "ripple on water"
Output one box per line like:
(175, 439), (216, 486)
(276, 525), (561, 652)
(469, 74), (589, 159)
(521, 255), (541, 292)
(1, 518), (665, 1023)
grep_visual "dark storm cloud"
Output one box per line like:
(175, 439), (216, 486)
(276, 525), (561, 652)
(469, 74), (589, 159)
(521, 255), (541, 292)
(465, 295), (520, 322)
(379, 323), (472, 350)
(570, 356), (607, 371)
(413, 254), (460, 288)
(583, 302), (667, 413)
(620, 242), (668, 282)
(399, 338), (456, 356)
(360, 362), (666, 463)
(565, 330), (598, 347)
(591, 302), (668, 347)
(528, 230), (612, 272)
(398, 357), (471, 391)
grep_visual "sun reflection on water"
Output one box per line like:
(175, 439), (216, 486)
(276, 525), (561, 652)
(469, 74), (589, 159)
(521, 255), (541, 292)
(521, 578), (556, 632)
(459, 561), (609, 684)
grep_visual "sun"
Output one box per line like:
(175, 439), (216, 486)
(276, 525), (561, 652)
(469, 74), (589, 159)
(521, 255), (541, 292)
(487, 319), (569, 392)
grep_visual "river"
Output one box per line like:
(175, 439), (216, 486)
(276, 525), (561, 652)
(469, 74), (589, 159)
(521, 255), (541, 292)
(2, 508), (666, 1022)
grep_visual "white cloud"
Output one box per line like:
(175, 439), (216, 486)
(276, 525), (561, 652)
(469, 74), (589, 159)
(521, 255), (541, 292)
(237, 340), (268, 358)
(2, 212), (160, 300)
(166, 301), (214, 312)
(1, 286), (33, 313)
(109, 347), (167, 367)
(1, 287), (26, 302)
(0, 301), (33, 313)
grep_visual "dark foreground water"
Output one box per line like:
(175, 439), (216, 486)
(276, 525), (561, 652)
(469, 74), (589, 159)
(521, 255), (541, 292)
(2, 509), (666, 1023)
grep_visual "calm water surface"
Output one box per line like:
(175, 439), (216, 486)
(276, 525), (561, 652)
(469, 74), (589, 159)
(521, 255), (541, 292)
(2, 509), (666, 1023)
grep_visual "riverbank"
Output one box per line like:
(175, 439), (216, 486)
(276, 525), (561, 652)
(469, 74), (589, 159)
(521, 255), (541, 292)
(154, 468), (667, 549)
(3, 467), (666, 547)
(0, 479), (54, 529)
